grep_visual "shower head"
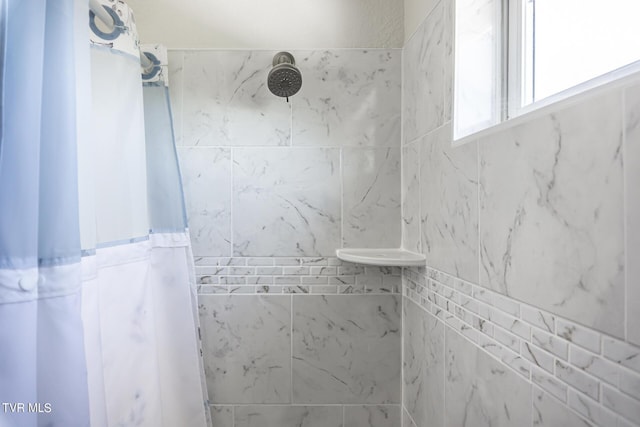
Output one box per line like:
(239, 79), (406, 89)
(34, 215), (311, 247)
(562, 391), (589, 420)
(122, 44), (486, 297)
(268, 52), (302, 100)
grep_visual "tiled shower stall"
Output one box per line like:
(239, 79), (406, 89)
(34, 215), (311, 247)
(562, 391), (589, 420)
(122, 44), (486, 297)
(168, 0), (640, 425)
(170, 49), (404, 426)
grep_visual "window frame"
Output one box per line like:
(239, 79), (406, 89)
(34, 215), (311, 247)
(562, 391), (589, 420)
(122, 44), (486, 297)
(453, 0), (640, 144)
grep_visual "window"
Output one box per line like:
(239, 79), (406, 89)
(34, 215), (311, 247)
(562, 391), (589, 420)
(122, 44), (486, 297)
(454, 0), (640, 140)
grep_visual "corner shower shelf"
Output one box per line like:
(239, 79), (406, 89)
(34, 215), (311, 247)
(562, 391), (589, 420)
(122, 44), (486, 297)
(335, 248), (426, 267)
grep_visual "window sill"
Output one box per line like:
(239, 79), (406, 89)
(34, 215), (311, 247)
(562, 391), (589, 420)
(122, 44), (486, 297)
(452, 61), (640, 148)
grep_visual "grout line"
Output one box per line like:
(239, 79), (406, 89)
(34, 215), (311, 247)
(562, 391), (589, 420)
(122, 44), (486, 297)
(622, 89), (628, 344)
(230, 148), (234, 257)
(476, 138), (481, 287)
(400, 143), (404, 249)
(340, 147), (344, 248)
(417, 126), (422, 254)
(442, 296), (446, 427)
(400, 273), (405, 427)
(290, 294), (294, 406)
(400, 43), (406, 253)
(530, 370), (535, 426)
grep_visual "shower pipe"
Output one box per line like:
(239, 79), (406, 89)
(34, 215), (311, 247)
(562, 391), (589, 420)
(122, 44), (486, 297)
(88, 0), (155, 73)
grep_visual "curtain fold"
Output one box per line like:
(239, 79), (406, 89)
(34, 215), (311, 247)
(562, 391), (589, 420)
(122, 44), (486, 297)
(1, 1), (89, 426)
(0, 0), (208, 425)
(141, 44), (210, 424)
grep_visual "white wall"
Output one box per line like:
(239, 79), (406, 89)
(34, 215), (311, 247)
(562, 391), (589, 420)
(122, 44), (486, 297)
(127, 0), (404, 48)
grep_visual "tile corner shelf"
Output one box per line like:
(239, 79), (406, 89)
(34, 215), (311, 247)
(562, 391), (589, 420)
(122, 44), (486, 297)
(335, 248), (426, 267)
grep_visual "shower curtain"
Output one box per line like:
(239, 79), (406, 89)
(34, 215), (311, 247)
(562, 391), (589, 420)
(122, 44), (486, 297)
(0, 0), (208, 426)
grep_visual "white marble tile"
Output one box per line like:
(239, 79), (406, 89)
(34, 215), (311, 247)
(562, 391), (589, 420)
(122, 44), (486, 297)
(603, 338), (640, 374)
(178, 147), (232, 256)
(402, 142), (421, 252)
(292, 295), (401, 404)
(210, 406), (233, 427)
(235, 405), (343, 427)
(403, 298), (444, 427)
(569, 345), (618, 386)
(625, 83), (640, 346)
(532, 328), (568, 360)
(602, 386), (640, 424)
(556, 319), (601, 353)
(445, 328), (532, 426)
(199, 295), (291, 404)
(569, 389), (617, 427)
(420, 124), (479, 282)
(555, 359), (599, 400)
(619, 371), (640, 401)
(233, 147), (341, 256)
(344, 405), (401, 427)
(342, 148), (401, 248)
(182, 50), (291, 146)
(533, 389), (592, 427)
(355, 276), (398, 294)
(403, 1), (446, 144)
(478, 90), (625, 337)
(291, 50), (401, 147)
(492, 326), (520, 352)
(520, 306), (556, 333)
(167, 50), (184, 146)
(521, 342), (555, 373)
(489, 309), (529, 339)
(532, 367), (568, 402)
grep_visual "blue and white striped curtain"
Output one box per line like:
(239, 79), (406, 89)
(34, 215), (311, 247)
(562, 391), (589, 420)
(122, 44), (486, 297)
(0, 1), (208, 426)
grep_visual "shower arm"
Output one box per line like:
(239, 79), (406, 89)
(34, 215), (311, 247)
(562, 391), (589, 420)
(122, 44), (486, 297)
(88, 0), (155, 73)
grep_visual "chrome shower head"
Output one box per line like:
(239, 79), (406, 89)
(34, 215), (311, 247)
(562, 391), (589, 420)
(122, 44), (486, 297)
(268, 52), (302, 100)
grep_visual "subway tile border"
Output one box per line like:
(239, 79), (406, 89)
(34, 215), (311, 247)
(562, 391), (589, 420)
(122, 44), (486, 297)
(195, 256), (402, 295)
(403, 266), (640, 427)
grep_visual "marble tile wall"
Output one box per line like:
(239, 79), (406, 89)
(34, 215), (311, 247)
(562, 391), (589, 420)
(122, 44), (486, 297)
(232, 147), (341, 256)
(196, 257), (401, 424)
(401, 0), (640, 425)
(198, 283), (401, 425)
(404, 267), (640, 427)
(478, 91), (625, 337)
(170, 49), (402, 257)
(170, 49), (403, 426)
(195, 256), (402, 425)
